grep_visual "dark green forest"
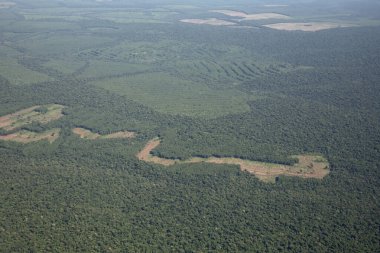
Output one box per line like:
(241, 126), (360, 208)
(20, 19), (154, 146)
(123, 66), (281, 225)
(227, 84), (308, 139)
(1, 0), (380, 252)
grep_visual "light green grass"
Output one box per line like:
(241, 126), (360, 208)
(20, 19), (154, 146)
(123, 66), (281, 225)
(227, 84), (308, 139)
(0, 45), (21, 58)
(22, 13), (90, 21)
(90, 72), (255, 118)
(16, 34), (114, 56)
(4, 20), (80, 32)
(0, 58), (53, 85)
(43, 58), (87, 75)
(79, 60), (151, 78)
(89, 10), (175, 24)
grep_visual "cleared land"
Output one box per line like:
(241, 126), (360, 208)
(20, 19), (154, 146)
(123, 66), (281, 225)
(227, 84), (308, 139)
(0, 128), (60, 143)
(72, 127), (135, 140)
(137, 138), (330, 182)
(264, 5), (288, 7)
(210, 10), (290, 20)
(264, 22), (353, 32)
(180, 18), (236, 26)
(0, 2), (15, 8)
(0, 58), (53, 86)
(90, 72), (254, 118)
(0, 104), (64, 131)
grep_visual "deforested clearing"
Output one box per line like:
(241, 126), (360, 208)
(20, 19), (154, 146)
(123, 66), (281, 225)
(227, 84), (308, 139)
(210, 10), (290, 20)
(0, 2), (16, 8)
(0, 104), (65, 131)
(180, 18), (236, 26)
(137, 138), (330, 182)
(0, 128), (60, 143)
(264, 22), (354, 31)
(72, 127), (136, 140)
(264, 4), (288, 7)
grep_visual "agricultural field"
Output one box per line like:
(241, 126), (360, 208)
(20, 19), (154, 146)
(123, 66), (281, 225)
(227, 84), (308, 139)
(0, 58), (53, 86)
(1, 0), (380, 252)
(90, 72), (255, 117)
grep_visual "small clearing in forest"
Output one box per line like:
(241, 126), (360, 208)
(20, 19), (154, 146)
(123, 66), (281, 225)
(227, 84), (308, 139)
(264, 4), (288, 7)
(137, 138), (330, 182)
(72, 127), (136, 140)
(0, 104), (65, 131)
(264, 22), (353, 31)
(0, 2), (16, 8)
(0, 128), (60, 143)
(180, 18), (236, 26)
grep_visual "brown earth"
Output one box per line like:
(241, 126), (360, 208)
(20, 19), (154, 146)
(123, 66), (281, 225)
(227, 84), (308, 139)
(0, 128), (60, 143)
(136, 138), (177, 166)
(0, 104), (65, 131)
(137, 138), (330, 182)
(72, 128), (101, 139)
(264, 4), (288, 7)
(0, 2), (16, 8)
(72, 127), (136, 140)
(104, 131), (136, 139)
(180, 18), (236, 26)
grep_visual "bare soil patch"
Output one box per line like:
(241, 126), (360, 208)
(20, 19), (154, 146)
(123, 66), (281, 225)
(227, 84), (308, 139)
(264, 4), (288, 7)
(72, 128), (100, 139)
(0, 104), (65, 131)
(72, 127), (135, 140)
(104, 131), (135, 139)
(136, 138), (177, 166)
(137, 138), (330, 182)
(0, 2), (16, 9)
(0, 128), (60, 143)
(180, 18), (236, 26)
(210, 10), (290, 20)
(264, 22), (353, 32)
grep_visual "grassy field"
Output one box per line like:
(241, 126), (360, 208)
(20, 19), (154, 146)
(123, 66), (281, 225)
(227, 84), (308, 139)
(1, 1), (380, 251)
(15, 34), (114, 57)
(86, 10), (175, 24)
(0, 58), (53, 85)
(90, 72), (256, 117)
(42, 58), (87, 75)
(78, 60), (150, 79)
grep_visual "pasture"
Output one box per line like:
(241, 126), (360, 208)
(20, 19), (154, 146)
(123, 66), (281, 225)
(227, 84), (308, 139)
(0, 58), (52, 85)
(90, 72), (255, 117)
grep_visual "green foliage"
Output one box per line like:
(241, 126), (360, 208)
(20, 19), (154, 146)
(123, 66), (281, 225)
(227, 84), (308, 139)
(90, 72), (255, 117)
(0, 0), (380, 252)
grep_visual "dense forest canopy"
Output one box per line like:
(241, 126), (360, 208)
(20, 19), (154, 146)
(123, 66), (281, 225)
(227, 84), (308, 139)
(1, 0), (379, 252)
